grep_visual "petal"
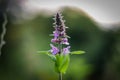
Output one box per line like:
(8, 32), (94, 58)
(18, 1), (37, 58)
(62, 38), (69, 45)
(63, 46), (70, 54)
(53, 31), (59, 37)
(50, 44), (59, 55)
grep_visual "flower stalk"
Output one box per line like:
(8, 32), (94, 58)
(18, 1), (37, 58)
(50, 12), (70, 55)
(37, 11), (85, 80)
(50, 12), (70, 80)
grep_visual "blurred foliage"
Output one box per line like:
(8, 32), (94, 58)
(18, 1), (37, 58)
(0, 7), (120, 80)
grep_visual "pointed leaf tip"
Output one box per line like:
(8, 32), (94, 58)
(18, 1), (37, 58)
(70, 50), (85, 55)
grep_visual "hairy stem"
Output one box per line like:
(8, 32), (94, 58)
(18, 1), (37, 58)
(0, 13), (8, 55)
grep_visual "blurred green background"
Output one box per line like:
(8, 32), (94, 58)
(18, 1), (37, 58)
(0, 4), (120, 80)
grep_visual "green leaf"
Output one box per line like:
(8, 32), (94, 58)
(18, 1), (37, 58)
(54, 54), (70, 74)
(54, 54), (63, 73)
(47, 54), (56, 62)
(70, 50), (85, 55)
(37, 51), (56, 62)
(59, 54), (70, 74)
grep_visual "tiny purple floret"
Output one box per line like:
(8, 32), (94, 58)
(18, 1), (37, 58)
(62, 38), (69, 45)
(53, 31), (59, 38)
(63, 46), (70, 54)
(50, 44), (59, 55)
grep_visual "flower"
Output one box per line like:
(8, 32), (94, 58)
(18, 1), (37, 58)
(51, 38), (60, 43)
(50, 44), (59, 55)
(50, 12), (70, 55)
(53, 31), (59, 38)
(62, 38), (69, 45)
(63, 46), (70, 54)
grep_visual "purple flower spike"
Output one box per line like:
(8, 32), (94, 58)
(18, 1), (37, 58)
(50, 12), (70, 55)
(50, 44), (59, 55)
(63, 46), (70, 54)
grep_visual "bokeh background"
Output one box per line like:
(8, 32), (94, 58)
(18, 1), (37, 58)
(0, 0), (120, 80)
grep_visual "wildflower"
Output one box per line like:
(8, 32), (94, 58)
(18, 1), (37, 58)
(38, 11), (85, 79)
(50, 12), (70, 55)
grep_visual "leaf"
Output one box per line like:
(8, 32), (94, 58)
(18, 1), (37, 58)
(59, 54), (70, 74)
(70, 50), (85, 55)
(54, 54), (70, 74)
(47, 54), (56, 62)
(37, 51), (56, 62)
(54, 54), (63, 73)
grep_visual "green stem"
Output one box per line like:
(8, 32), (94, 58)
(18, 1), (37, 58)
(59, 73), (62, 80)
